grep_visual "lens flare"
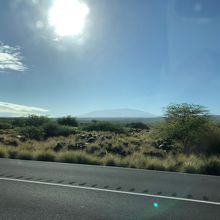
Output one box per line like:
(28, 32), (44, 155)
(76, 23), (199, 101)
(153, 202), (159, 208)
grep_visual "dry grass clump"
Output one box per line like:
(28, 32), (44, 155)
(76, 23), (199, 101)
(200, 157), (220, 175)
(0, 147), (7, 158)
(101, 154), (121, 166)
(34, 151), (56, 162)
(56, 151), (100, 165)
(16, 150), (33, 160)
(7, 149), (18, 159)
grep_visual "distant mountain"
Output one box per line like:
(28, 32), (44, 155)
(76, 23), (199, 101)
(79, 108), (157, 118)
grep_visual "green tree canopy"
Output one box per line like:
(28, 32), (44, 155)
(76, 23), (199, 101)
(161, 103), (210, 154)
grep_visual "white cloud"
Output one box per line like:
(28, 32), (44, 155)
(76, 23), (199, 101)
(0, 42), (27, 72)
(0, 101), (49, 116)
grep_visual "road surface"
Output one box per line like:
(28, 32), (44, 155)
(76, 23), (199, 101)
(0, 158), (220, 219)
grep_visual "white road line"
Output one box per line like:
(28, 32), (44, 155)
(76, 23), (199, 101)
(0, 177), (220, 206)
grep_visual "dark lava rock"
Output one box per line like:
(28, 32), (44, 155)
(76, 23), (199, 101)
(54, 142), (66, 152)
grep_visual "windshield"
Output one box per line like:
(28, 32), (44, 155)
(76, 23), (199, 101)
(0, 1), (220, 220)
(0, 0), (219, 116)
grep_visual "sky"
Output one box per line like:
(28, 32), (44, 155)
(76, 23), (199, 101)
(0, 0), (220, 117)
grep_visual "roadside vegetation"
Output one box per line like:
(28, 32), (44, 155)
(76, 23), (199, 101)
(0, 103), (220, 175)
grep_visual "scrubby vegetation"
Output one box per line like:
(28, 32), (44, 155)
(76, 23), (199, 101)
(126, 122), (150, 130)
(0, 103), (220, 175)
(57, 116), (78, 127)
(82, 120), (127, 133)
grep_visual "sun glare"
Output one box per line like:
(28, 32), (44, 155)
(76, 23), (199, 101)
(48, 0), (89, 37)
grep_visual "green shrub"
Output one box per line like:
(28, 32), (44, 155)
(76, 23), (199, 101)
(43, 122), (60, 137)
(13, 115), (50, 127)
(154, 103), (210, 154)
(43, 122), (75, 138)
(57, 116), (78, 127)
(126, 122), (149, 130)
(0, 122), (12, 129)
(82, 121), (127, 133)
(12, 118), (26, 127)
(18, 126), (45, 140)
(25, 115), (50, 127)
(57, 126), (76, 137)
(196, 123), (220, 155)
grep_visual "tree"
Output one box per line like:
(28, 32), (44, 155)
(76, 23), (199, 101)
(161, 103), (209, 154)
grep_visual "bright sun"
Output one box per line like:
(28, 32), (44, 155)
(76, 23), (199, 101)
(48, 0), (89, 37)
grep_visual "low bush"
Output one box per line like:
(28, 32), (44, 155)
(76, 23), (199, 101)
(0, 122), (12, 129)
(18, 126), (45, 140)
(196, 123), (220, 155)
(82, 121), (127, 133)
(57, 116), (78, 127)
(43, 122), (75, 138)
(126, 122), (149, 130)
(25, 115), (50, 127)
(56, 126), (76, 137)
(12, 118), (26, 127)
(12, 115), (50, 127)
(42, 122), (60, 137)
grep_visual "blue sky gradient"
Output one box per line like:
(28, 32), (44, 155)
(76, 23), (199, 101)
(0, 0), (220, 116)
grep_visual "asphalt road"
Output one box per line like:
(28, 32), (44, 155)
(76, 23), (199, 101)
(0, 158), (220, 220)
